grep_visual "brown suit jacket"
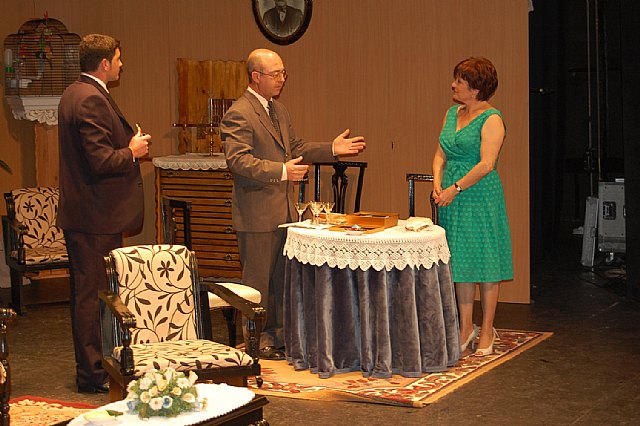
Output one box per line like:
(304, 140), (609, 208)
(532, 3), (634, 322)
(221, 90), (335, 232)
(57, 75), (143, 234)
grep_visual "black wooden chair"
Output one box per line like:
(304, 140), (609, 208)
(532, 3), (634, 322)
(100, 244), (264, 401)
(298, 161), (367, 213)
(0, 307), (17, 426)
(160, 197), (262, 348)
(161, 197), (192, 250)
(2, 187), (69, 315)
(406, 173), (439, 224)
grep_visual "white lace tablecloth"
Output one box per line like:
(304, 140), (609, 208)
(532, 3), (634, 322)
(152, 153), (227, 170)
(68, 383), (255, 425)
(283, 220), (450, 272)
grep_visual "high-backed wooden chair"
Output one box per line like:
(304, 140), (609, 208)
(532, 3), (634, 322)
(0, 307), (17, 426)
(406, 173), (439, 224)
(2, 187), (69, 314)
(299, 161), (367, 213)
(160, 197), (262, 347)
(100, 245), (264, 401)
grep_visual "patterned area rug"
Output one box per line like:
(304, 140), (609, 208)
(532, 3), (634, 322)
(9, 395), (97, 426)
(248, 329), (552, 407)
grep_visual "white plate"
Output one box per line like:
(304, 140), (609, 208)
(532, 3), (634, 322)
(345, 229), (365, 236)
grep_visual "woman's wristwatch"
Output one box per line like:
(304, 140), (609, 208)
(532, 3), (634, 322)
(454, 182), (463, 193)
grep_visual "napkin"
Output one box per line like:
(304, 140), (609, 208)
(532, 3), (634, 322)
(405, 216), (433, 231)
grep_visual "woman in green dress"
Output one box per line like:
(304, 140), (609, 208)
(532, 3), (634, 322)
(432, 57), (513, 357)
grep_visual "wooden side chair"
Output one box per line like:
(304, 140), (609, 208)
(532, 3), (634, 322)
(161, 197), (262, 348)
(0, 307), (17, 426)
(2, 187), (69, 314)
(406, 173), (439, 224)
(100, 244), (264, 401)
(299, 161), (367, 213)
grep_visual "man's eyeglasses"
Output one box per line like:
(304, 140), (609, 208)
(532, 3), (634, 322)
(255, 69), (288, 80)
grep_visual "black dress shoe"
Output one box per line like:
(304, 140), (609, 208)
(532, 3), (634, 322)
(78, 383), (109, 394)
(259, 346), (286, 361)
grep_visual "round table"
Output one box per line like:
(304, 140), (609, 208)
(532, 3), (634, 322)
(283, 221), (460, 379)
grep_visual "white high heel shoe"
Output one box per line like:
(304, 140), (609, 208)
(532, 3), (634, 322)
(460, 324), (479, 353)
(473, 328), (500, 357)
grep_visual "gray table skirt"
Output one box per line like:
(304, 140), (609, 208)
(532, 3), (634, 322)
(283, 258), (460, 379)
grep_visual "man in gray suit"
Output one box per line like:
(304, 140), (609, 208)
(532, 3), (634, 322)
(58, 34), (150, 392)
(221, 48), (365, 360)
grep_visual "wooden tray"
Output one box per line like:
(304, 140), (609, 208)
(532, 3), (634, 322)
(319, 213), (347, 225)
(345, 212), (399, 228)
(328, 224), (387, 234)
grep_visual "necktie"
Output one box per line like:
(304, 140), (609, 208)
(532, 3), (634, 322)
(268, 100), (282, 140)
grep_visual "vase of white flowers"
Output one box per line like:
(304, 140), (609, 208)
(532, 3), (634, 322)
(125, 368), (207, 419)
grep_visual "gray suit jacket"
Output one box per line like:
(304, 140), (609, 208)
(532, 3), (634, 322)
(221, 90), (335, 232)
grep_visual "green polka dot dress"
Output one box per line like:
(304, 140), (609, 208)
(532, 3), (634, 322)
(438, 105), (513, 283)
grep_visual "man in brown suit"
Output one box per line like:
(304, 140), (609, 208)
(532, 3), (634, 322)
(57, 34), (150, 393)
(221, 48), (365, 360)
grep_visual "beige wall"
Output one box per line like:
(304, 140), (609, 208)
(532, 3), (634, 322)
(0, 0), (530, 302)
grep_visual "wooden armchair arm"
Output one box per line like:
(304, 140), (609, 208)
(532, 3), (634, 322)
(98, 290), (137, 329)
(98, 290), (137, 375)
(200, 279), (266, 321)
(0, 307), (16, 421)
(200, 278), (265, 360)
(1, 215), (27, 264)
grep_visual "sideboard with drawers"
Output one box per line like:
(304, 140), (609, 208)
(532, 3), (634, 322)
(153, 153), (241, 279)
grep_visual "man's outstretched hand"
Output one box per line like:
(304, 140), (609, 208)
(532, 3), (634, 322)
(332, 129), (366, 156)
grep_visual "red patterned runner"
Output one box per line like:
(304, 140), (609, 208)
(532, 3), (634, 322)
(249, 329), (552, 407)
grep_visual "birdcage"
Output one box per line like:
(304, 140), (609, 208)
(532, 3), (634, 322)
(3, 17), (80, 97)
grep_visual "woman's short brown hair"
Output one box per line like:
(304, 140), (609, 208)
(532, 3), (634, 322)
(453, 57), (498, 101)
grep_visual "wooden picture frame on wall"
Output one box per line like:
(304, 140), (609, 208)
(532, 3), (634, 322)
(253, 0), (313, 45)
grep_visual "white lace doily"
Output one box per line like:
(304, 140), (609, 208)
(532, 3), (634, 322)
(283, 220), (451, 272)
(152, 153), (227, 170)
(68, 383), (255, 425)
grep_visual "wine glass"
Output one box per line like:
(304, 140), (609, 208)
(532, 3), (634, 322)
(308, 201), (324, 225)
(323, 201), (335, 224)
(294, 202), (309, 223)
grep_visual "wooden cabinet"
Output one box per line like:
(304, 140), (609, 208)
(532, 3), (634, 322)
(155, 163), (241, 279)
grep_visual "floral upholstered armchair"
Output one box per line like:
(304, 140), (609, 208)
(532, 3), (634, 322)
(2, 187), (68, 314)
(161, 196), (263, 348)
(100, 245), (264, 401)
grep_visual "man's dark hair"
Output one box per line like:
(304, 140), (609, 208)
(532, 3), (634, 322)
(79, 34), (120, 73)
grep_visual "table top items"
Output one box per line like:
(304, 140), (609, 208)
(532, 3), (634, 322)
(344, 211), (399, 228)
(69, 382), (255, 426)
(278, 219), (333, 230)
(125, 367), (204, 419)
(283, 219), (450, 272)
(405, 216), (434, 231)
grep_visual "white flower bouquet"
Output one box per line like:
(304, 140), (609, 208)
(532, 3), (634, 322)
(125, 368), (208, 419)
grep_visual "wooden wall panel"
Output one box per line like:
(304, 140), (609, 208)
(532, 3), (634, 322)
(34, 123), (59, 187)
(0, 0), (529, 302)
(175, 59), (247, 153)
